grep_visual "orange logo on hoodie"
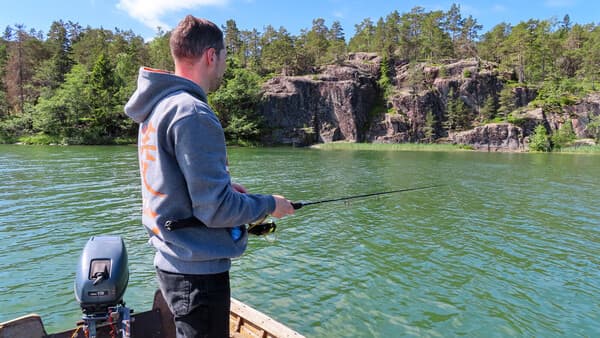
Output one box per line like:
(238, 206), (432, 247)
(140, 122), (165, 235)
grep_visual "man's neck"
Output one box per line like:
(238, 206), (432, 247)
(175, 62), (210, 94)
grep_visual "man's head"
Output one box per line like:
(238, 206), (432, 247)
(170, 15), (226, 92)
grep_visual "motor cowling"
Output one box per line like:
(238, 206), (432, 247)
(74, 236), (129, 315)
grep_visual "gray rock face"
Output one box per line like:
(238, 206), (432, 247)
(258, 53), (380, 146)
(450, 123), (525, 151)
(258, 55), (600, 150)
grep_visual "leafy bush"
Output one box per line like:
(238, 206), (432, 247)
(18, 133), (62, 145)
(551, 120), (576, 150)
(529, 124), (551, 152)
(530, 78), (585, 112)
(0, 113), (33, 143)
(438, 66), (448, 77)
(507, 113), (526, 127)
(588, 114), (600, 143)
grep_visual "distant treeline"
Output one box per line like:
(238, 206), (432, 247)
(1, 4), (599, 144)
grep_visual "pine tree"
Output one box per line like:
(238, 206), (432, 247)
(497, 86), (515, 120)
(480, 95), (498, 121)
(443, 88), (458, 131)
(423, 109), (437, 142)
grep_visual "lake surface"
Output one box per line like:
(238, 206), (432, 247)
(1, 144), (599, 337)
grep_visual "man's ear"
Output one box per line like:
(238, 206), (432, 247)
(205, 48), (216, 65)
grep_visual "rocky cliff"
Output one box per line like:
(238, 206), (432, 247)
(258, 54), (600, 150)
(258, 53), (380, 146)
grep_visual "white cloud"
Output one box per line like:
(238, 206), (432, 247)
(117, 0), (228, 31)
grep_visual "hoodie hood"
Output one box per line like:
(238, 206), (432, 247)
(124, 67), (207, 123)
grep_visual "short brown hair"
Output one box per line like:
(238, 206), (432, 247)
(169, 15), (224, 60)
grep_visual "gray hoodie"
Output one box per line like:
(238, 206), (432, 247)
(125, 67), (275, 274)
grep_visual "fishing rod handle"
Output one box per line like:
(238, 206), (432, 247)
(291, 202), (304, 210)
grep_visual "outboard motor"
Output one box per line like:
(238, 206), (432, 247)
(74, 235), (131, 338)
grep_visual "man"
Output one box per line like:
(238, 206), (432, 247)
(124, 15), (295, 338)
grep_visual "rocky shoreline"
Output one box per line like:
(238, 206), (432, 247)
(256, 53), (600, 151)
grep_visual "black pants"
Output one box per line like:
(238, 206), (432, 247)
(156, 268), (230, 338)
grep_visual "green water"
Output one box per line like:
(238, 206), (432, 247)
(1, 145), (599, 337)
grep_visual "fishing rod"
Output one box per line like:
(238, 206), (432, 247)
(291, 184), (444, 210)
(248, 184), (444, 235)
(164, 185), (444, 236)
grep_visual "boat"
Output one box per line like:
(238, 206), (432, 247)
(0, 289), (305, 338)
(1, 235), (304, 338)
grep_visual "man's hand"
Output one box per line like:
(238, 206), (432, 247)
(271, 195), (295, 219)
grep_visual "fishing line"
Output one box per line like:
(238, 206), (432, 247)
(291, 184), (445, 210)
(249, 184), (446, 242)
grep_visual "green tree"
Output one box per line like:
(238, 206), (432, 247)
(456, 15), (482, 58)
(407, 62), (424, 96)
(147, 28), (172, 70)
(497, 86), (515, 119)
(85, 53), (121, 142)
(71, 27), (111, 69)
(579, 25), (600, 88)
(348, 18), (375, 52)
(557, 23), (586, 78)
(209, 68), (262, 143)
(443, 87), (458, 131)
(443, 87), (470, 131)
(260, 26), (296, 75)
(506, 22), (534, 83)
(529, 124), (551, 151)
(34, 64), (90, 139)
(398, 7), (426, 61)
(223, 19), (242, 60)
(478, 23), (511, 64)
(480, 95), (498, 121)
(444, 3), (463, 55)
(378, 55), (393, 97)
(326, 21), (346, 64)
(239, 28), (261, 71)
(372, 17), (386, 55)
(43, 20), (74, 89)
(423, 109), (437, 142)
(383, 11), (401, 57)
(302, 18), (330, 66)
(421, 10), (452, 61)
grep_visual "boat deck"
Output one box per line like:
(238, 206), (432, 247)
(0, 290), (304, 338)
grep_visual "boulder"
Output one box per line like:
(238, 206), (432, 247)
(450, 123), (525, 151)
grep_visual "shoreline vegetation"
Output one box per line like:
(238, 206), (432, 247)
(5, 140), (600, 154)
(312, 141), (600, 154)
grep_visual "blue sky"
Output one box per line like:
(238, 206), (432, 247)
(2, 0), (599, 41)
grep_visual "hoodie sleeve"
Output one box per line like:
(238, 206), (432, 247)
(169, 105), (275, 228)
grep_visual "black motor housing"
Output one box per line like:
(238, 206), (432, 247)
(74, 236), (129, 314)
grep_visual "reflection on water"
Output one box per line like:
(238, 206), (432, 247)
(1, 145), (599, 337)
